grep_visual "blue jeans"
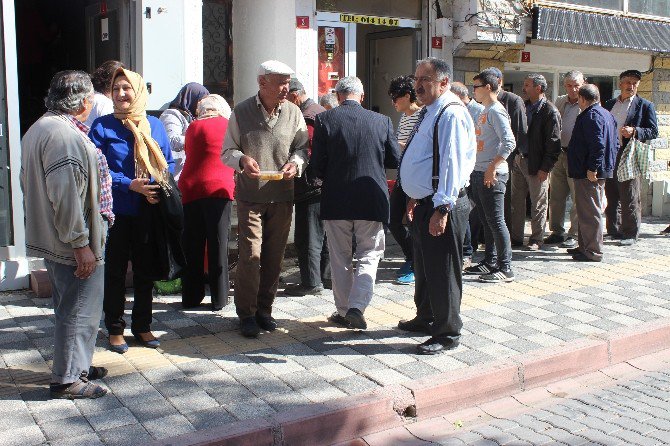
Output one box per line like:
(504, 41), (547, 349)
(470, 170), (512, 271)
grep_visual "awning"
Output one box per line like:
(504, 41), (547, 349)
(532, 6), (670, 54)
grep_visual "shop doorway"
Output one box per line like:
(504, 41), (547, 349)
(316, 11), (420, 124)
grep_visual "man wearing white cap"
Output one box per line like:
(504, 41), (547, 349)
(222, 60), (309, 337)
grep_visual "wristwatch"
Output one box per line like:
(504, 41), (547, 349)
(435, 204), (451, 215)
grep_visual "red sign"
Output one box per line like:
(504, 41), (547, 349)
(100, 1), (107, 15)
(521, 51), (531, 62)
(431, 37), (443, 49)
(296, 16), (310, 29)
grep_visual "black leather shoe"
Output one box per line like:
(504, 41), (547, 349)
(566, 247), (581, 255)
(240, 317), (260, 338)
(417, 337), (459, 355)
(345, 308), (367, 329)
(572, 252), (601, 262)
(327, 312), (350, 328)
(397, 317), (431, 334)
(255, 314), (277, 331)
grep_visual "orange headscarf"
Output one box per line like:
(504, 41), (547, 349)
(112, 68), (170, 191)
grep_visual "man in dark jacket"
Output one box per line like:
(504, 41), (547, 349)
(284, 79), (331, 296)
(483, 67), (528, 233)
(311, 76), (400, 330)
(510, 73), (562, 250)
(604, 69), (658, 246)
(567, 84), (618, 262)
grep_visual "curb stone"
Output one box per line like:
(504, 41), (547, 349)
(152, 316), (670, 446)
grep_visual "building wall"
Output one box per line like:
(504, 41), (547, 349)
(644, 57), (670, 216)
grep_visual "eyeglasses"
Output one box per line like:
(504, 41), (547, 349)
(391, 95), (405, 103)
(472, 84), (486, 89)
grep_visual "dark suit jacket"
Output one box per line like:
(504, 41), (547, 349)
(604, 95), (658, 164)
(568, 104), (619, 179)
(525, 99), (562, 175)
(310, 100), (400, 223)
(498, 89), (528, 154)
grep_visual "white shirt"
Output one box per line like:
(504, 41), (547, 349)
(610, 95), (634, 145)
(84, 93), (113, 127)
(399, 90), (476, 208)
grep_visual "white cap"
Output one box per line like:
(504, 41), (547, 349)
(257, 60), (294, 76)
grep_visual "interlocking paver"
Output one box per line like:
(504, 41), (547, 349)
(2, 219), (669, 445)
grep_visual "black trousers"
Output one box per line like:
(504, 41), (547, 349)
(182, 198), (232, 310)
(388, 183), (413, 262)
(294, 196), (330, 287)
(604, 175), (641, 239)
(104, 215), (155, 336)
(410, 195), (469, 341)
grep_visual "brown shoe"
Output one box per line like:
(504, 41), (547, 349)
(50, 378), (107, 400)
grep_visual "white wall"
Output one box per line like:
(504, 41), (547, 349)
(232, 0), (298, 103)
(1, 0), (29, 290)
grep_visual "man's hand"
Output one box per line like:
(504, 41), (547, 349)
(587, 170), (598, 182)
(406, 198), (417, 223)
(129, 178), (159, 199)
(621, 126), (635, 139)
(281, 162), (298, 179)
(484, 165), (497, 188)
(536, 169), (549, 182)
(146, 196), (160, 205)
(240, 155), (261, 179)
(429, 210), (449, 237)
(73, 246), (96, 279)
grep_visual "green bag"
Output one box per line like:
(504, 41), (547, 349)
(154, 278), (182, 295)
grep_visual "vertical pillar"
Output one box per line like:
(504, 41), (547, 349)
(232, 0), (298, 103)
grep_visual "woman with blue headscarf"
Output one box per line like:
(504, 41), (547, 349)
(159, 82), (209, 179)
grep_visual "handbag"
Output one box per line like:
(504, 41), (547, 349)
(617, 138), (652, 182)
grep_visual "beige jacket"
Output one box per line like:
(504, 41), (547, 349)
(20, 112), (106, 266)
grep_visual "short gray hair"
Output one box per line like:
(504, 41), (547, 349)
(526, 73), (548, 92)
(335, 76), (364, 95)
(578, 84), (600, 103)
(319, 93), (338, 109)
(563, 70), (585, 83)
(450, 82), (469, 99)
(417, 57), (452, 81)
(45, 71), (94, 114)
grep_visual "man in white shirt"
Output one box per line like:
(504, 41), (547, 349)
(545, 71), (585, 249)
(397, 58), (476, 354)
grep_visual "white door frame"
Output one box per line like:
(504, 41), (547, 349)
(316, 12), (357, 82)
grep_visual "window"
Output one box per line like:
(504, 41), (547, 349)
(629, 0), (670, 18)
(553, 0), (623, 10)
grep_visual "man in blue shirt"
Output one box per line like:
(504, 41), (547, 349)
(397, 57), (476, 354)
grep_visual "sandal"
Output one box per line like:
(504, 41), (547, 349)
(86, 366), (108, 381)
(50, 377), (107, 400)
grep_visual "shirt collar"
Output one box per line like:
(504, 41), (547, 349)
(54, 111), (90, 136)
(617, 94), (635, 104)
(255, 93), (283, 115)
(425, 90), (461, 113)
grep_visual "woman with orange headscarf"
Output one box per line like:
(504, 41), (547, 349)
(89, 68), (174, 354)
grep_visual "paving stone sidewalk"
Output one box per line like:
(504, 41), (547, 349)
(1, 218), (669, 446)
(360, 349), (670, 445)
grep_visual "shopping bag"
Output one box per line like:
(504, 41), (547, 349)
(617, 138), (641, 181)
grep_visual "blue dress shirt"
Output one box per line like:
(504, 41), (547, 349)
(89, 114), (174, 216)
(399, 90), (476, 208)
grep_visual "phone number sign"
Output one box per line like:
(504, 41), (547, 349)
(339, 14), (400, 26)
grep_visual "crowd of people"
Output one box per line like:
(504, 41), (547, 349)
(20, 56), (661, 399)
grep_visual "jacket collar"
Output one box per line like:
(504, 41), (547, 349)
(625, 95), (641, 126)
(340, 99), (362, 107)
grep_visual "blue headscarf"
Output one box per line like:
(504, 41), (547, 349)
(168, 82), (209, 120)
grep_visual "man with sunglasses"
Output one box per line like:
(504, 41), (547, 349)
(397, 58), (476, 354)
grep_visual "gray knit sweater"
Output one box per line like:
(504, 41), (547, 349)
(21, 112), (106, 266)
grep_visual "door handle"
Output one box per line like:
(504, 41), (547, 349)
(145, 7), (151, 19)
(146, 82), (152, 94)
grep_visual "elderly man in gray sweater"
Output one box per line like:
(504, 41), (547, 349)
(21, 71), (112, 399)
(464, 70), (516, 283)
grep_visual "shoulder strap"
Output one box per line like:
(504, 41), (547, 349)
(432, 102), (464, 193)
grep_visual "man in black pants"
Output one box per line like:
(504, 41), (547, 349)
(284, 79), (331, 295)
(398, 58), (476, 354)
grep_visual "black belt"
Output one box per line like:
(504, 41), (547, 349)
(416, 189), (466, 206)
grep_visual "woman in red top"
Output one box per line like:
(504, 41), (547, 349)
(179, 94), (234, 310)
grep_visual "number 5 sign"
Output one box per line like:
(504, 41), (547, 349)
(296, 16), (310, 29)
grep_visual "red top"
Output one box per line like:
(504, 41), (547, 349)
(178, 116), (235, 204)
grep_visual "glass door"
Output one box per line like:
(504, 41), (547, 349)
(0, 7), (12, 247)
(317, 12), (356, 97)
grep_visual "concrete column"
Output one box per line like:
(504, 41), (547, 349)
(232, 0), (298, 103)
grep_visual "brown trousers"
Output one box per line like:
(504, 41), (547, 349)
(574, 179), (605, 261)
(510, 155), (549, 244)
(235, 200), (293, 319)
(604, 175), (641, 239)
